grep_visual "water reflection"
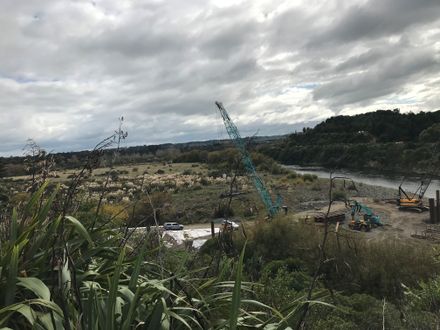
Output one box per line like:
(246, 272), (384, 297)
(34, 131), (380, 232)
(286, 165), (440, 199)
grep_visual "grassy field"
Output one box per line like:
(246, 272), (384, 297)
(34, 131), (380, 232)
(4, 160), (408, 227)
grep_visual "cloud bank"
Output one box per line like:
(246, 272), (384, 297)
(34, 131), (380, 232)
(0, 0), (439, 155)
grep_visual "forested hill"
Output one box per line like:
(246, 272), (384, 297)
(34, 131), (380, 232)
(260, 109), (440, 173)
(291, 109), (440, 144)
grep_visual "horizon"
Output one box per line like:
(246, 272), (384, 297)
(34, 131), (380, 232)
(1, 0), (439, 156)
(2, 107), (438, 158)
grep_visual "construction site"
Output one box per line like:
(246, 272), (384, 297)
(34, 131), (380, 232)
(1, 102), (439, 329)
(119, 102), (440, 252)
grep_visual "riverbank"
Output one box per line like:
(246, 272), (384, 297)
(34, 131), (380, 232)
(286, 165), (440, 199)
(281, 177), (397, 212)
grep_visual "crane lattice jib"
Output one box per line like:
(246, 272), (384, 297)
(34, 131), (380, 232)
(215, 101), (278, 217)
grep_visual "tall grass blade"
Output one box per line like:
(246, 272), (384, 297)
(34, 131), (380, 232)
(17, 277), (50, 300)
(121, 287), (141, 330)
(105, 247), (125, 330)
(34, 185), (59, 223)
(0, 299), (63, 328)
(229, 242), (246, 330)
(146, 298), (165, 330)
(129, 241), (147, 291)
(65, 216), (93, 244)
(3, 245), (19, 306)
(10, 208), (18, 243)
(23, 182), (48, 217)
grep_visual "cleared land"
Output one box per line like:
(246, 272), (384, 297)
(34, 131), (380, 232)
(3, 161), (434, 247)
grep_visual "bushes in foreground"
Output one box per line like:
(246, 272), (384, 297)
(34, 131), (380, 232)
(226, 218), (440, 328)
(0, 184), (309, 329)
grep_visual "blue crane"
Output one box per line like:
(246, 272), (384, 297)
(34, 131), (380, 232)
(215, 101), (281, 217)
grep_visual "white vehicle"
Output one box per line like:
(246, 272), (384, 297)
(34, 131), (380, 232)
(222, 219), (239, 230)
(163, 222), (184, 230)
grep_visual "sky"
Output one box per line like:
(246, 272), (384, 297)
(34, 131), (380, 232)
(0, 0), (439, 156)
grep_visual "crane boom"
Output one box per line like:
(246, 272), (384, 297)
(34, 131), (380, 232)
(215, 101), (279, 217)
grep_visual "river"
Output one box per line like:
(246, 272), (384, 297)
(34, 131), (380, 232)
(285, 165), (440, 199)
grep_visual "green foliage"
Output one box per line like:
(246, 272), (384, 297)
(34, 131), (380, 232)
(308, 293), (403, 330)
(404, 275), (440, 314)
(286, 171), (298, 179)
(0, 184), (299, 329)
(174, 150), (208, 163)
(256, 260), (311, 310)
(182, 169), (193, 175)
(238, 219), (440, 302)
(206, 148), (287, 176)
(332, 189), (347, 201)
(227, 218), (440, 328)
(419, 123), (440, 142)
(129, 191), (172, 227)
(0, 184), (9, 205)
(294, 109), (440, 144)
(302, 173), (317, 182)
(213, 203), (234, 218)
(261, 109), (440, 172)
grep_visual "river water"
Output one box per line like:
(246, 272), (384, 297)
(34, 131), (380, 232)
(286, 165), (440, 199)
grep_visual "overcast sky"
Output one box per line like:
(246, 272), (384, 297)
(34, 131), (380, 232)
(0, 0), (439, 156)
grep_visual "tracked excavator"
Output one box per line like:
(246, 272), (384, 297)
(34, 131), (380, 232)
(397, 177), (431, 212)
(348, 200), (382, 232)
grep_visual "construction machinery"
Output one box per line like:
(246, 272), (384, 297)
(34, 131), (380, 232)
(397, 177), (431, 212)
(348, 200), (382, 232)
(215, 101), (281, 217)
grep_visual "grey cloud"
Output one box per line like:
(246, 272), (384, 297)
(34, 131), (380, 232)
(313, 49), (440, 106)
(0, 0), (439, 155)
(199, 21), (260, 59)
(311, 0), (440, 46)
(335, 48), (386, 72)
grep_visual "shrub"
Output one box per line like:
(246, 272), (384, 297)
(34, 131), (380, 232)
(270, 163), (288, 175)
(101, 203), (129, 225)
(332, 190), (347, 201)
(256, 265), (311, 310)
(286, 171), (298, 179)
(311, 182), (323, 191)
(208, 170), (223, 178)
(0, 185), (293, 329)
(302, 173), (318, 182)
(214, 204), (234, 218)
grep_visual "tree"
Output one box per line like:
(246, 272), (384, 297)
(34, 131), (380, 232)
(419, 123), (440, 142)
(23, 139), (55, 192)
(0, 160), (5, 178)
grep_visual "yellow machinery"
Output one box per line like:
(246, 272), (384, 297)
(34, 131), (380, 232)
(397, 177), (431, 212)
(348, 200), (382, 232)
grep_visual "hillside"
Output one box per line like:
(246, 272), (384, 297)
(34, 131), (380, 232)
(0, 135), (285, 177)
(260, 109), (440, 173)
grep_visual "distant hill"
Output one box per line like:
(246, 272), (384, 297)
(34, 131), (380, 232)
(288, 109), (440, 144)
(0, 135), (286, 177)
(260, 109), (440, 173)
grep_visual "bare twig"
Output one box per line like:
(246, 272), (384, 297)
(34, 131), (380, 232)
(296, 173), (336, 329)
(144, 187), (164, 278)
